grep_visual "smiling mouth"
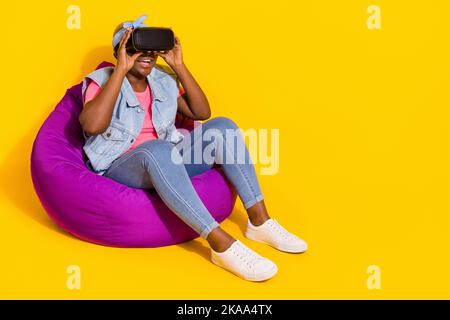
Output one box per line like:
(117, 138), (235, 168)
(137, 58), (154, 67)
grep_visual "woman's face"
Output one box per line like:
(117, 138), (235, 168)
(128, 51), (158, 78)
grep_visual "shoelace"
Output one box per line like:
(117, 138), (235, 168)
(266, 219), (294, 241)
(230, 243), (263, 269)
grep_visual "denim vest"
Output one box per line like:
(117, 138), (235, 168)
(81, 64), (184, 175)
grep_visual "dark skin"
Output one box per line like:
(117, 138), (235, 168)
(79, 28), (270, 252)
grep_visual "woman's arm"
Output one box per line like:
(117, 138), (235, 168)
(157, 36), (211, 120)
(79, 68), (127, 135)
(78, 28), (143, 135)
(173, 63), (211, 120)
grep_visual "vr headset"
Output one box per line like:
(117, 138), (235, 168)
(114, 27), (175, 57)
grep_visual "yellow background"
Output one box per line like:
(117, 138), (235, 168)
(1, 0), (449, 299)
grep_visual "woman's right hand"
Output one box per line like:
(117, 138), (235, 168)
(116, 28), (143, 74)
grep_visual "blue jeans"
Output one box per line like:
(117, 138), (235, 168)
(103, 116), (264, 238)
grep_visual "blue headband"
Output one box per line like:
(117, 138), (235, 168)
(112, 14), (148, 49)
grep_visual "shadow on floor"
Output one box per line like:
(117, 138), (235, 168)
(176, 207), (249, 261)
(0, 118), (68, 237)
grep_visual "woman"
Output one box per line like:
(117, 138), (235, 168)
(79, 15), (307, 282)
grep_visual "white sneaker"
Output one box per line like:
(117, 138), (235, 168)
(210, 240), (278, 282)
(245, 218), (308, 253)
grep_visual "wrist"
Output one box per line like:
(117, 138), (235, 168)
(170, 62), (186, 72)
(113, 66), (128, 77)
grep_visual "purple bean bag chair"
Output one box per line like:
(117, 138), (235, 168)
(30, 61), (236, 248)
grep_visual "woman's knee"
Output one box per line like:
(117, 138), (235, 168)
(206, 116), (239, 131)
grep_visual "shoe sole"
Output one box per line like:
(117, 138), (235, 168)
(211, 256), (278, 282)
(245, 231), (308, 254)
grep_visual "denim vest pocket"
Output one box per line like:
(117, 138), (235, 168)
(89, 126), (129, 156)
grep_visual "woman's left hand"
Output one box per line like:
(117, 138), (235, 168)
(156, 35), (184, 68)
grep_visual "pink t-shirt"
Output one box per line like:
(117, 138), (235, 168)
(84, 80), (184, 153)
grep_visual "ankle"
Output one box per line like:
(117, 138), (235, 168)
(207, 228), (236, 253)
(246, 202), (270, 226)
(210, 238), (236, 253)
(249, 215), (270, 227)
